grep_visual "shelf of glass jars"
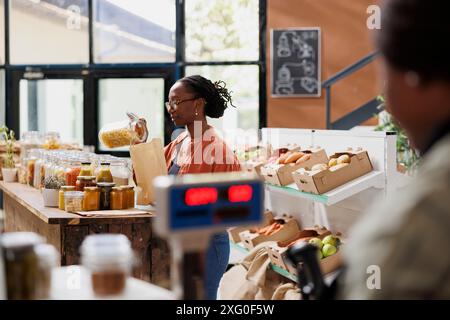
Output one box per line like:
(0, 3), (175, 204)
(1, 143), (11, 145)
(264, 170), (385, 206)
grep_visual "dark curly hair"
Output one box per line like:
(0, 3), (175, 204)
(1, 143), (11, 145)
(377, 0), (450, 82)
(178, 75), (236, 118)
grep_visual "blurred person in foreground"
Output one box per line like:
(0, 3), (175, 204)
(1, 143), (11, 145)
(340, 0), (450, 299)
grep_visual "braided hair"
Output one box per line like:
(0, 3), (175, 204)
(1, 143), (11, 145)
(178, 75), (236, 118)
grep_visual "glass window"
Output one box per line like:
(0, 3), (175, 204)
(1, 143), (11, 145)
(185, 0), (259, 62)
(0, 69), (4, 126)
(10, 0), (89, 65)
(98, 78), (165, 151)
(93, 0), (176, 63)
(0, 0), (5, 64)
(19, 79), (84, 145)
(185, 65), (259, 144)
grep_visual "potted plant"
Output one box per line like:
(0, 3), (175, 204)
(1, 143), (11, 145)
(42, 176), (65, 207)
(1, 126), (18, 182)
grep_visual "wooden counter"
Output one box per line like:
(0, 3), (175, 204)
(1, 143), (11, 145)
(0, 182), (171, 288)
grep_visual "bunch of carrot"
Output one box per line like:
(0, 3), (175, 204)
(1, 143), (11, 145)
(256, 221), (284, 236)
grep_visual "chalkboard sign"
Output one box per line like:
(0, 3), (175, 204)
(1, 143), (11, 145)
(271, 28), (321, 97)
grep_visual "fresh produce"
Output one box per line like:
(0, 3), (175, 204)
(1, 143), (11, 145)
(256, 221), (284, 236)
(309, 237), (323, 249)
(295, 154), (311, 164)
(328, 158), (338, 167)
(284, 152), (305, 164)
(322, 235), (338, 247)
(337, 154), (351, 164)
(322, 244), (337, 258)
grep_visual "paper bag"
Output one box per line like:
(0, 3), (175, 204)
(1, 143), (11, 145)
(129, 138), (167, 205)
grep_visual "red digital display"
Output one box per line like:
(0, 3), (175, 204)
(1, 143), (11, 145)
(185, 188), (218, 206)
(228, 185), (253, 203)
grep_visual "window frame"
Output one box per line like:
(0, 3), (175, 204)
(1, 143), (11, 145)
(1, 0), (267, 154)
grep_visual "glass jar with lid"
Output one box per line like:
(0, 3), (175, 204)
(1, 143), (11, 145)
(121, 186), (135, 209)
(43, 132), (60, 150)
(83, 187), (100, 211)
(65, 158), (82, 186)
(97, 182), (115, 210)
(79, 162), (93, 176)
(80, 234), (133, 296)
(98, 113), (148, 149)
(64, 191), (84, 212)
(1, 232), (45, 300)
(96, 162), (113, 183)
(110, 158), (130, 186)
(110, 187), (125, 210)
(20, 131), (42, 163)
(59, 185), (75, 210)
(76, 176), (96, 192)
(34, 243), (59, 300)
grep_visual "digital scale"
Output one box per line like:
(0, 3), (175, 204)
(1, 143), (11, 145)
(154, 172), (264, 299)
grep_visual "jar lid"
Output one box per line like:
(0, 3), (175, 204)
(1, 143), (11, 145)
(61, 186), (76, 191)
(121, 186), (134, 190)
(0, 232), (45, 250)
(64, 191), (84, 199)
(100, 162), (111, 166)
(97, 182), (116, 187)
(84, 187), (99, 191)
(34, 243), (59, 268)
(80, 234), (133, 262)
(112, 187), (123, 191)
(77, 176), (96, 180)
(81, 162), (91, 165)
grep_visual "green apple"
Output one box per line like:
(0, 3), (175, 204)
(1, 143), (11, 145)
(317, 249), (323, 260)
(309, 237), (323, 249)
(322, 244), (337, 258)
(322, 235), (337, 247)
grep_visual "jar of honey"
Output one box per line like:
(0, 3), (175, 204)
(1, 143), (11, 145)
(59, 186), (76, 210)
(76, 176), (96, 192)
(121, 186), (135, 209)
(83, 187), (100, 211)
(110, 187), (124, 210)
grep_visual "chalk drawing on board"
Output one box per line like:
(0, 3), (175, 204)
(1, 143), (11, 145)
(271, 28), (321, 97)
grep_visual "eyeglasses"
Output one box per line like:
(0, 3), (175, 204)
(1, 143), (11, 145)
(165, 97), (198, 110)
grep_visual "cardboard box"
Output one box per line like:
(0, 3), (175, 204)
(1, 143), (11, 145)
(242, 160), (266, 177)
(227, 211), (274, 243)
(266, 227), (331, 270)
(239, 215), (301, 250)
(292, 150), (373, 194)
(266, 228), (342, 276)
(261, 148), (328, 186)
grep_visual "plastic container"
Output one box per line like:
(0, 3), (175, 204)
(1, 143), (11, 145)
(64, 191), (84, 212)
(83, 187), (100, 211)
(75, 176), (96, 192)
(1, 232), (45, 300)
(98, 113), (148, 149)
(80, 234), (133, 296)
(96, 162), (113, 183)
(34, 243), (59, 299)
(97, 182), (115, 210)
(59, 186), (75, 210)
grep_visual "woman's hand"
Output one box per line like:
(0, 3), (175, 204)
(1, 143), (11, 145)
(132, 118), (149, 145)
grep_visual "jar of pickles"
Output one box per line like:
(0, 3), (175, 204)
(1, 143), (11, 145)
(59, 186), (76, 210)
(98, 182), (115, 210)
(83, 187), (100, 211)
(96, 162), (113, 183)
(110, 187), (124, 210)
(121, 186), (135, 209)
(75, 176), (96, 192)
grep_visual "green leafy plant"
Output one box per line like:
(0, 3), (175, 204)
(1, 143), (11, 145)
(43, 176), (65, 189)
(0, 126), (16, 169)
(374, 96), (420, 174)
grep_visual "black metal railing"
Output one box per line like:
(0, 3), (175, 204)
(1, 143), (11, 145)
(322, 51), (381, 129)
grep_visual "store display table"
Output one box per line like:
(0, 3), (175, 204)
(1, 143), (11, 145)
(0, 182), (171, 287)
(51, 265), (175, 300)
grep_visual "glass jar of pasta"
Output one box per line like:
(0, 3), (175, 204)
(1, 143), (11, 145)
(98, 113), (148, 149)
